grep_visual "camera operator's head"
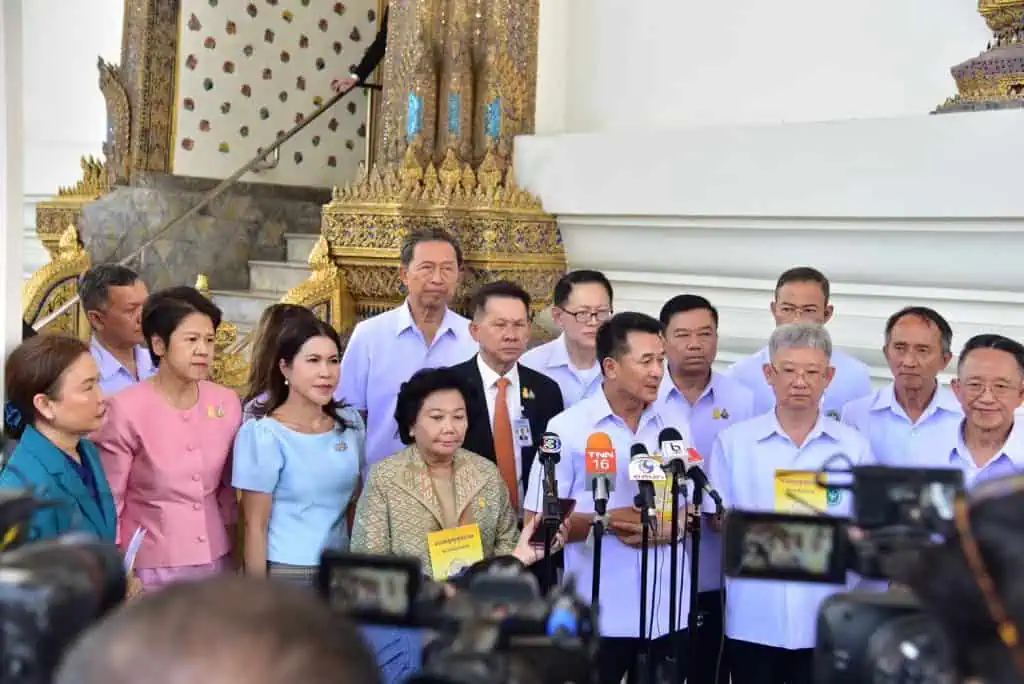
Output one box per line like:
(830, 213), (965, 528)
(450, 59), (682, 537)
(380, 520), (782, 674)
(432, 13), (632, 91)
(907, 475), (1024, 684)
(56, 576), (381, 684)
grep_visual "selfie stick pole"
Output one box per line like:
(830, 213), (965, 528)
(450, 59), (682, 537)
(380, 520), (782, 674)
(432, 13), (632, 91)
(686, 485), (704, 673)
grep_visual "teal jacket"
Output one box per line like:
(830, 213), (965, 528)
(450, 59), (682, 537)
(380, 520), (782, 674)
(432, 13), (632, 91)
(0, 426), (116, 542)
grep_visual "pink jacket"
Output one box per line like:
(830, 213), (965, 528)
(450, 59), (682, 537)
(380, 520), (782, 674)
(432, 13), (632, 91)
(94, 380), (241, 569)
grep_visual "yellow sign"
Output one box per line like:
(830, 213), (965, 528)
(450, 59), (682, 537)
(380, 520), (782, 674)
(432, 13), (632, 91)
(774, 470), (828, 514)
(427, 523), (484, 580)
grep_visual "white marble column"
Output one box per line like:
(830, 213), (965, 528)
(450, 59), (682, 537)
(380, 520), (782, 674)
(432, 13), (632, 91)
(0, 0), (25, 370)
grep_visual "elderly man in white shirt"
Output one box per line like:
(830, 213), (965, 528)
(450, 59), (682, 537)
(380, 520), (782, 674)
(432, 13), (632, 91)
(728, 267), (873, 418)
(710, 323), (875, 684)
(842, 306), (962, 466)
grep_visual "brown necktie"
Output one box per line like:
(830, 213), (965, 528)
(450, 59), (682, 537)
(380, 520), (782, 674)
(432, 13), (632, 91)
(494, 377), (519, 509)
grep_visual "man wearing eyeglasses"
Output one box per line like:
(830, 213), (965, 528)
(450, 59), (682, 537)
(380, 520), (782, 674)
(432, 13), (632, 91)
(521, 270), (614, 408)
(939, 334), (1024, 489)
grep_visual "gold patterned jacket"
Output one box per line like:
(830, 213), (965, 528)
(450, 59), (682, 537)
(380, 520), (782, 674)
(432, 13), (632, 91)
(350, 446), (520, 568)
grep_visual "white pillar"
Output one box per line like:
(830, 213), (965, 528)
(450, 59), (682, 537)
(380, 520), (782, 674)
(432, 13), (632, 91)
(1, 0), (25, 368)
(535, 0), (571, 135)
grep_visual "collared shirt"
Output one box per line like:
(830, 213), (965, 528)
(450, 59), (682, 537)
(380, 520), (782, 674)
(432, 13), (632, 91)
(657, 371), (755, 592)
(727, 346), (874, 418)
(708, 412), (875, 649)
(476, 355), (524, 484)
(524, 388), (689, 639)
(337, 302), (477, 466)
(90, 337), (156, 397)
(93, 380), (242, 569)
(520, 334), (602, 408)
(946, 419), (1024, 489)
(841, 383), (962, 467)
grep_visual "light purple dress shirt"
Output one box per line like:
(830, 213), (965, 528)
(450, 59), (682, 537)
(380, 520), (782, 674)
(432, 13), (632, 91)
(520, 333), (602, 408)
(708, 412), (875, 649)
(90, 337), (157, 398)
(657, 371), (755, 591)
(524, 389), (689, 639)
(336, 302), (477, 466)
(727, 346), (874, 418)
(841, 383), (962, 467)
(940, 419), (1024, 489)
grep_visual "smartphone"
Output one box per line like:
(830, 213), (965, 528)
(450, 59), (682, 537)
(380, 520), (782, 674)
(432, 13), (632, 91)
(317, 551), (422, 625)
(529, 498), (576, 546)
(722, 510), (850, 584)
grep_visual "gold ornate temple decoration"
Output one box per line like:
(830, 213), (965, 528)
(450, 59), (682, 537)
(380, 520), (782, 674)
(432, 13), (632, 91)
(196, 274), (249, 394)
(936, 0), (1024, 112)
(23, 225), (92, 338)
(316, 0), (564, 335)
(282, 237), (358, 336)
(34, 157), (110, 259)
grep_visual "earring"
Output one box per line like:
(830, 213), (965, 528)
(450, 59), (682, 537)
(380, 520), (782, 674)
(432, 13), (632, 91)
(284, 379), (289, 386)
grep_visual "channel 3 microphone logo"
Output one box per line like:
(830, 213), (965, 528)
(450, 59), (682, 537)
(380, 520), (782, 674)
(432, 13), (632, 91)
(541, 434), (562, 454)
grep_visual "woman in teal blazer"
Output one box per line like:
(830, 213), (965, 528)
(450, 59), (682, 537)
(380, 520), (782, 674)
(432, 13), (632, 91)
(0, 336), (116, 543)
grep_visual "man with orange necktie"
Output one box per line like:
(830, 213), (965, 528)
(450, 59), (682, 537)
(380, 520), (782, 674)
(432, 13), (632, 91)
(449, 281), (564, 586)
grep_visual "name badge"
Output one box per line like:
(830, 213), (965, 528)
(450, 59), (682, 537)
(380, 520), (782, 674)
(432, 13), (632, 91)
(513, 419), (533, 447)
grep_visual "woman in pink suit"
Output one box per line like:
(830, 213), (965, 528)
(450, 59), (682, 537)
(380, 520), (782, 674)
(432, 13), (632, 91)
(94, 286), (242, 592)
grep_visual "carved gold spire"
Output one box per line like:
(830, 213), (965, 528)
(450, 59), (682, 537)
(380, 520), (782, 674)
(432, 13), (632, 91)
(936, 0), (1024, 113)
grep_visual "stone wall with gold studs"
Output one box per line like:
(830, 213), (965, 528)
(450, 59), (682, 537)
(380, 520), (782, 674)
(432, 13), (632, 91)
(173, 0), (379, 186)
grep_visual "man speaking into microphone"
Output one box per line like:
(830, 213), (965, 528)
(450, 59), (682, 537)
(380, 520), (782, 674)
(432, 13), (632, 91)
(525, 313), (690, 684)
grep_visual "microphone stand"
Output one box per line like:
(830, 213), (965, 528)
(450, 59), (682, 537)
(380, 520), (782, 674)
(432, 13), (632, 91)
(540, 457), (561, 592)
(591, 494), (608, 635)
(635, 492), (654, 684)
(687, 484), (704, 676)
(663, 465), (688, 684)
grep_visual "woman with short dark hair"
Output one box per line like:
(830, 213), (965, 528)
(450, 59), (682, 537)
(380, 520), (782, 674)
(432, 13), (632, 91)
(233, 315), (364, 585)
(94, 286), (242, 593)
(0, 335), (115, 544)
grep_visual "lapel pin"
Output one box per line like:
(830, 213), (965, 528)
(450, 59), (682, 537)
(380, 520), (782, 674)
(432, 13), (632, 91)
(521, 387), (534, 401)
(335, 441), (347, 451)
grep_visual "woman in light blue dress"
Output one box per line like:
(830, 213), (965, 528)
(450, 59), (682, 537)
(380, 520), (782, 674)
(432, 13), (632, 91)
(233, 315), (364, 585)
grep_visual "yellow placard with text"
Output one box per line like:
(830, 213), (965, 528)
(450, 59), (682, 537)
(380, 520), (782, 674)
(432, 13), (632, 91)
(427, 523), (484, 580)
(774, 470), (828, 514)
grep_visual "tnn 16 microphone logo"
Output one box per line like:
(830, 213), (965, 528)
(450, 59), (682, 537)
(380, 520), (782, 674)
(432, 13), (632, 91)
(585, 449), (615, 474)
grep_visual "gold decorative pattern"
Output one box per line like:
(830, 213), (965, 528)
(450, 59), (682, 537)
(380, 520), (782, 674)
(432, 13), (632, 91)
(281, 236), (357, 338)
(936, 0), (1024, 113)
(196, 274), (249, 394)
(99, 57), (132, 186)
(22, 225), (92, 339)
(34, 157), (111, 259)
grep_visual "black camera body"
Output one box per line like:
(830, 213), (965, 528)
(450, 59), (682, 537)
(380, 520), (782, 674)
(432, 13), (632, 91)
(722, 465), (965, 684)
(317, 550), (598, 684)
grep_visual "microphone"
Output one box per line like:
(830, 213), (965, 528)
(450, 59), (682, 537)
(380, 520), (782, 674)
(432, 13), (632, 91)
(628, 443), (664, 522)
(538, 432), (563, 531)
(682, 449), (724, 508)
(584, 432), (617, 516)
(658, 426), (688, 475)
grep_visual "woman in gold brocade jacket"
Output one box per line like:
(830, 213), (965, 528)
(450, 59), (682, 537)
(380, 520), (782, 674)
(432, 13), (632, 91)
(351, 367), (561, 573)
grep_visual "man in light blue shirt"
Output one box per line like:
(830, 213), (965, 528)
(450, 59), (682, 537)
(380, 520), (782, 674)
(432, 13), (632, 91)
(80, 264), (155, 397)
(525, 312), (689, 684)
(656, 294), (754, 684)
(520, 270), (613, 408)
(928, 334), (1024, 488)
(727, 267), (873, 418)
(709, 323), (874, 684)
(842, 306), (961, 466)
(337, 229), (477, 466)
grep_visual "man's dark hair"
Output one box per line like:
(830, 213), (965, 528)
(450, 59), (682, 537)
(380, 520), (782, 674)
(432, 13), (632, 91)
(774, 266), (830, 302)
(79, 264), (141, 313)
(468, 280), (531, 320)
(885, 306), (954, 356)
(659, 294), (719, 327)
(596, 312), (663, 374)
(958, 334), (1024, 377)
(142, 286), (223, 366)
(395, 367), (481, 445)
(552, 270), (614, 309)
(55, 576), (382, 684)
(400, 228), (464, 268)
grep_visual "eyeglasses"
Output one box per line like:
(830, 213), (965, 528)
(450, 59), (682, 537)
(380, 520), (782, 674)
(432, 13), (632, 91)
(961, 381), (1022, 400)
(770, 365), (827, 383)
(954, 475), (1024, 676)
(561, 308), (613, 324)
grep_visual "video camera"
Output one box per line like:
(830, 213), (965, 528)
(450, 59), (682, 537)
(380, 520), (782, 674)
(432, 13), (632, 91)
(721, 463), (964, 684)
(0, 491), (127, 684)
(316, 550), (598, 684)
